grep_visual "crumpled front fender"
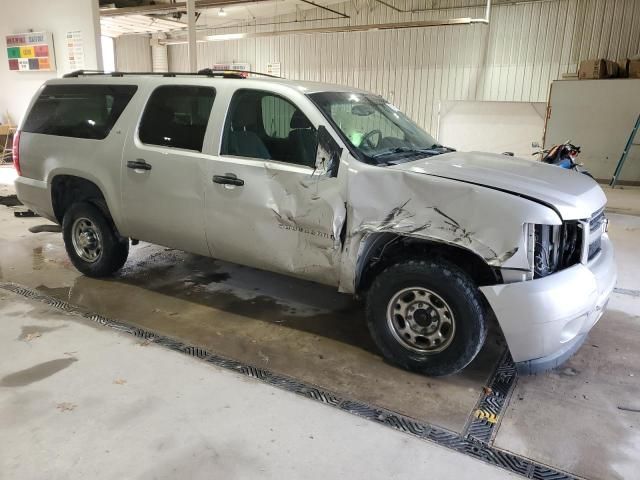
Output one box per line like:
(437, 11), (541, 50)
(339, 162), (561, 293)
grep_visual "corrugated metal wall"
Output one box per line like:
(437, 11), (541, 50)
(115, 34), (152, 72)
(137, 0), (640, 134)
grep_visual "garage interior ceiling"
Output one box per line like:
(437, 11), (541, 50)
(101, 14), (192, 36)
(99, 0), (537, 38)
(100, 0), (352, 36)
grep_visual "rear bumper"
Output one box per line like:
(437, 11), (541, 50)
(480, 234), (616, 374)
(14, 176), (56, 222)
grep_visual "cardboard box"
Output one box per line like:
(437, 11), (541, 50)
(578, 58), (622, 79)
(618, 58), (630, 78)
(605, 60), (619, 78)
(629, 57), (640, 79)
(579, 59), (607, 79)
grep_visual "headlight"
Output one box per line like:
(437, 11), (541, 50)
(533, 224), (559, 278)
(529, 222), (582, 279)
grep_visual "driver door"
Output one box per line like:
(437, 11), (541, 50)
(204, 89), (346, 286)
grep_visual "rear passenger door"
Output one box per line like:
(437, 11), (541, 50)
(121, 85), (215, 256)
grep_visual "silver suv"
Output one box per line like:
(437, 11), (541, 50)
(14, 71), (616, 376)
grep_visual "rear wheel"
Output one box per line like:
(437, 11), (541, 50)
(366, 259), (488, 376)
(62, 202), (129, 277)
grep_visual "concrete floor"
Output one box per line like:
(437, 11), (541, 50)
(1, 165), (639, 479)
(0, 290), (519, 480)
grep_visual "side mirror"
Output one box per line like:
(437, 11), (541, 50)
(315, 125), (342, 177)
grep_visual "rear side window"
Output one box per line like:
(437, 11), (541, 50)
(138, 85), (215, 152)
(23, 84), (137, 140)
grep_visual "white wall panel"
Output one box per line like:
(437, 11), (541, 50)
(439, 100), (546, 157)
(161, 0), (640, 134)
(545, 79), (640, 182)
(0, 0), (102, 123)
(115, 34), (152, 72)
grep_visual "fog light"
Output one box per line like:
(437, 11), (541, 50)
(560, 314), (586, 343)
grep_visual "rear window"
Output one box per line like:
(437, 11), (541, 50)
(23, 84), (137, 140)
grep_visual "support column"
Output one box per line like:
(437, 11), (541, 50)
(186, 0), (197, 72)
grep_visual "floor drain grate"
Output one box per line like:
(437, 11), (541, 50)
(0, 281), (580, 480)
(464, 350), (517, 444)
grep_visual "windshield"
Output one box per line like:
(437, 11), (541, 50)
(309, 92), (450, 165)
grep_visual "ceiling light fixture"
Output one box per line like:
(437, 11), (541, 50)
(206, 33), (245, 41)
(218, 8), (227, 16)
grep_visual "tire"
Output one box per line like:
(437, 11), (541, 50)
(62, 202), (129, 277)
(366, 259), (488, 376)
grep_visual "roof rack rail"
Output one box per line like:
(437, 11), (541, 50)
(63, 70), (106, 78)
(197, 68), (280, 78)
(62, 69), (281, 79)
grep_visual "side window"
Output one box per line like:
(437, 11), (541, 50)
(221, 89), (317, 167)
(22, 84), (137, 140)
(261, 95), (296, 138)
(139, 85), (215, 152)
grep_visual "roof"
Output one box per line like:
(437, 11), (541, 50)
(244, 77), (368, 94)
(57, 70), (370, 95)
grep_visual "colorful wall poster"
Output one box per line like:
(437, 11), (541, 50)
(6, 31), (56, 72)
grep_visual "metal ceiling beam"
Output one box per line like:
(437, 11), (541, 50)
(161, 14), (488, 44)
(374, 0), (539, 13)
(100, 0), (271, 17)
(160, 0), (491, 44)
(296, 0), (349, 19)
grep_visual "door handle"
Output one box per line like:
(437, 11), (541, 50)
(213, 174), (244, 186)
(127, 159), (152, 171)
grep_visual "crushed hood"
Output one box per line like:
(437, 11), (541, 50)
(394, 151), (606, 220)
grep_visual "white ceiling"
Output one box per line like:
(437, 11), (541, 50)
(101, 14), (190, 37)
(100, 0), (350, 37)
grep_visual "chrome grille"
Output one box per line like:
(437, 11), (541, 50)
(587, 207), (605, 261)
(590, 208), (605, 234)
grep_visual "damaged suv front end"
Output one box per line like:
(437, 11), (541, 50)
(385, 157), (616, 375)
(482, 205), (615, 374)
(312, 91), (616, 375)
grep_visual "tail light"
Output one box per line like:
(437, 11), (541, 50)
(12, 130), (21, 176)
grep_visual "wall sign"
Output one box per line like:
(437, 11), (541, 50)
(267, 62), (281, 77)
(6, 31), (56, 72)
(211, 62), (250, 77)
(66, 30), (85, 71)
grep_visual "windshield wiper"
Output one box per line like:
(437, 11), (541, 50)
(370, 146), (443, 159)
(430, 144), (456, 152)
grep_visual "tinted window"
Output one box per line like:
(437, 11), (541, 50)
(139, 85), (215, 152)
(23, 84), (137, 140)
(261, 95), (297, 139)
(221, 90), (317, 167)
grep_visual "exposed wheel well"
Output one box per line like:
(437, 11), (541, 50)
(51, 175), (111, 224)
(355, 233), (502, 294)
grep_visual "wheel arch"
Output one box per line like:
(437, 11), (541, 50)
(355, 233), (502, 294)
(50, 175), (118, 232)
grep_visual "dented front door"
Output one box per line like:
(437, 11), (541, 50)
(204, 158), (345, 286)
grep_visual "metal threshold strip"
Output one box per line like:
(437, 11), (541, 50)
(0, 280), (578, 480)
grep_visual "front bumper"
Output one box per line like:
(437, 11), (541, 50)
(480, 234), (616, 374)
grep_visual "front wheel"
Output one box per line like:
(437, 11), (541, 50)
(62, 202), (129, 277)
(366, 259), (488, 376)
